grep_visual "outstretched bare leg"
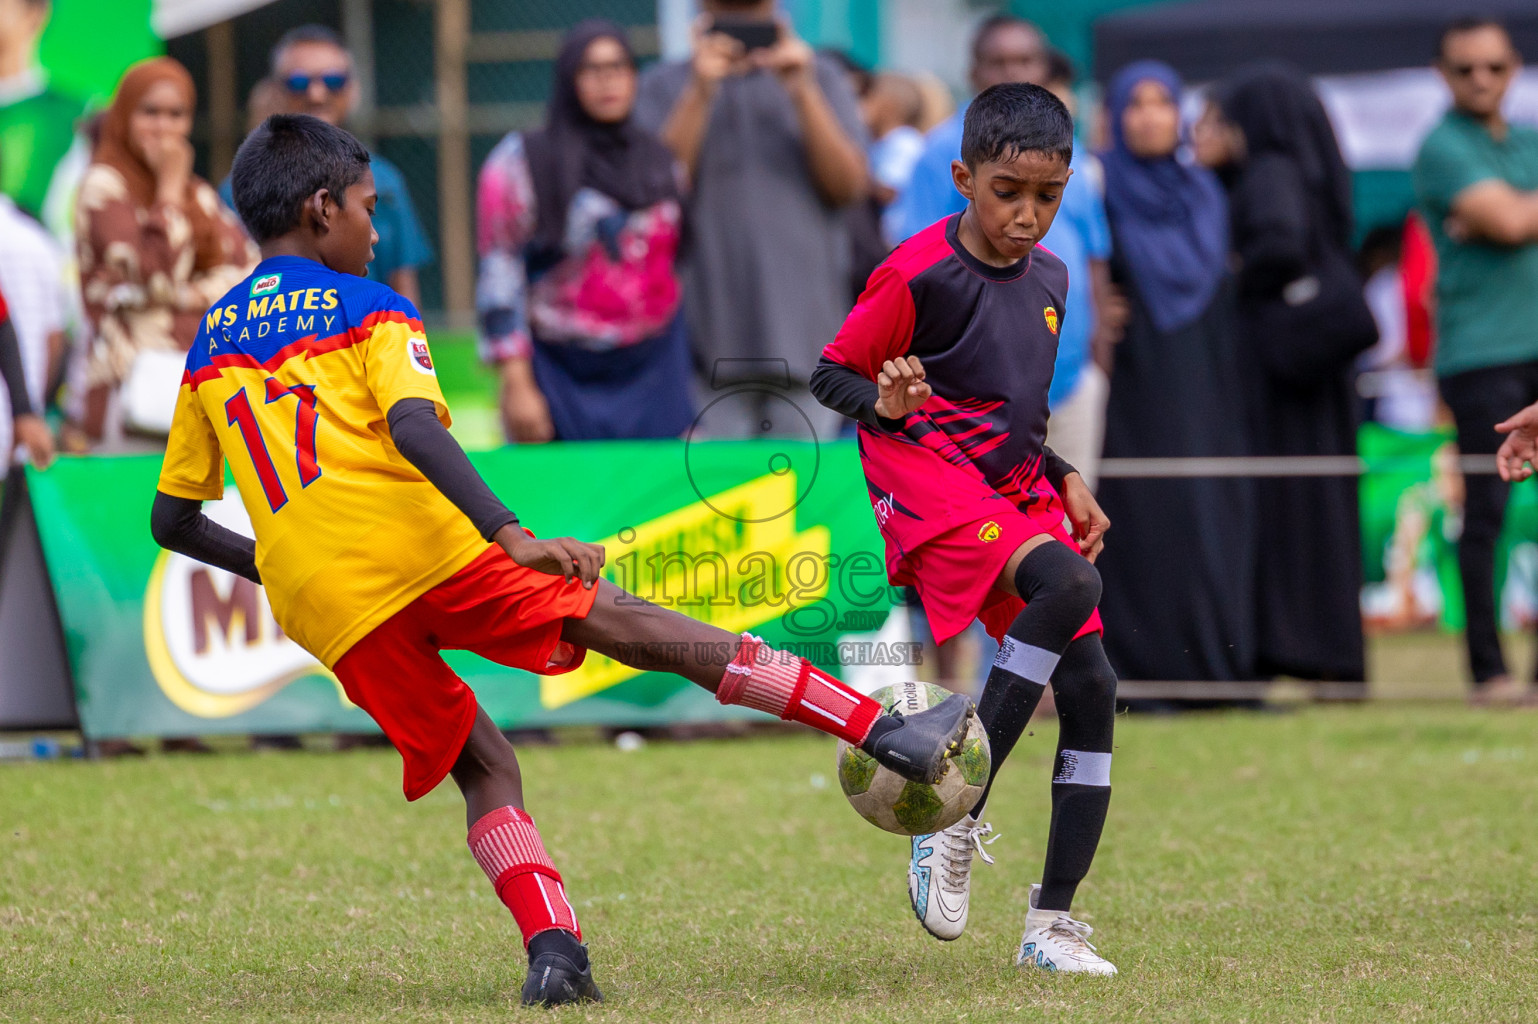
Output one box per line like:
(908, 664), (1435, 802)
(560, 581), (974, 784)
(559, 581), (740, 690)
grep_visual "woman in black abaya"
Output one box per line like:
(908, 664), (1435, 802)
(1198, 63), (1376, 681)
(1095, 61), (1258, 684)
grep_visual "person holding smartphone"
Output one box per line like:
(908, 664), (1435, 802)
(635, 1), (869, 440)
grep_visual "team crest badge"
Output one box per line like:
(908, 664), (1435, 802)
(1043, 306), (1059, 335)
(250, 272), (282, 297)
(977, 521), (1002, 543)
(408, 338), (435, 374)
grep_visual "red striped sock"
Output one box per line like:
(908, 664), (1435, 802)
(467, 806), (580, 946)
(715, 633), (883, 745)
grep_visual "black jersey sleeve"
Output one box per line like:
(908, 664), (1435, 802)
(386, 397), (519, 541)
(150, 492), (261, 583)
(809, 356), (908, 431)
(1042, 447), (1079, 491)
(0, 316), (34, 417)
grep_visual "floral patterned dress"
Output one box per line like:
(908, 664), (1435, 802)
(76, 164), (256, 391)
(475, 132), (693, 440)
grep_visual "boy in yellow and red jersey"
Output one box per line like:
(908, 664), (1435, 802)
(150, 114), (976, 1008)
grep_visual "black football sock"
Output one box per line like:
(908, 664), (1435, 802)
(967, 674), (1045, 819)
(1037, 634), (1117, 912)
(968, 543), (1102, 820)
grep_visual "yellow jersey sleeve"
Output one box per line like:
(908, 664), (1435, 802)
(158, 381), (225, 500)
(362, 309), (452, 427)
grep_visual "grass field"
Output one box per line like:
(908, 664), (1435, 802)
(3, 703), (1536, 1022)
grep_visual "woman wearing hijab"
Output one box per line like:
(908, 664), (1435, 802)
(1095, 60), (1258, 685)
(75, 57), (256, 448)
(476, 20), (689, 442)
(1198, 63), (1375, 682)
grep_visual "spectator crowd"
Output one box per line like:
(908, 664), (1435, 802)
(4, 1), (1538, 706)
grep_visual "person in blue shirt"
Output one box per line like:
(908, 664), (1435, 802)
(1040, 51), (1118, 490)
(890, 22), (1118, 485)
(887, 15), (1048, 245)
(220, 25), (432, 306)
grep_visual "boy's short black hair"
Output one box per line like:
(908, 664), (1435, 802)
(1437, 14), (1512, 59)
(961, 82), (1073, 168)
(230, 114), (371, 243)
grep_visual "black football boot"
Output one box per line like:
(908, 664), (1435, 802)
(861, 692), (975, 784)
(521, 929), (602, 1008)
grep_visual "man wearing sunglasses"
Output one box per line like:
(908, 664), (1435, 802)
(1413, 15), (1538, 705)
(220, 25), (432, 307)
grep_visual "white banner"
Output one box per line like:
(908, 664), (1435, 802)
(152, 0), (277, 40)
(1316, 67), (1538, 170)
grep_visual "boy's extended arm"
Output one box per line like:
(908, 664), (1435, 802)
(150, 492), (261, 583)
(809, 354), (1081, 487)
(386, 397), (519, 540)
(387, 398), (604, 585)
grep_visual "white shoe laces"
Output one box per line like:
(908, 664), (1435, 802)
(1043, 913), (1100, 957)
(938, 821), (998, 891)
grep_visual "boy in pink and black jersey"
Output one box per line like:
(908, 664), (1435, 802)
(812, 83), (1120, 975)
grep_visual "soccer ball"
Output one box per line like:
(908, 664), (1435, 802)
(836, 681), (991, 836)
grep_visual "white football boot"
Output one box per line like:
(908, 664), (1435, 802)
(908, 815), (998, 940)
(1015, 883), (1117, 975)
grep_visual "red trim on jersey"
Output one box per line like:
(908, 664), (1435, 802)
(882, 216), (956, 284)
(822, 218), (956, 381)
(1037, 244), (1069, 305)
(188, 309), (423, 390)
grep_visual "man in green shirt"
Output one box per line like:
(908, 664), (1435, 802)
(0, 0), (84, 221)
(1413, 16), (1538, 703)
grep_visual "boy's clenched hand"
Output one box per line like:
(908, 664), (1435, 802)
(1060, 473), (1110, 563)
(495, 525), (605, 588)
(873, 356), (931, 420)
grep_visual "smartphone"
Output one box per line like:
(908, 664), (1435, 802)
(709, 15), (779, 52)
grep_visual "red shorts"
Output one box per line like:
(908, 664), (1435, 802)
(333, 544), (598, 801)
(899, 507), (1104, 647)
(861, 428), (1103, 646)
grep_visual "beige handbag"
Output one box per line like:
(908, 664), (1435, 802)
(120, 348), (186, 436)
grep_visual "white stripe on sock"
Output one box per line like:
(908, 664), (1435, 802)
(1053, 749), (1112, 787)
(995, 635), (1059, 684)
(799, 699), (847, 726)
(535, 873), (556, 921)
(808, 671), (861, 707)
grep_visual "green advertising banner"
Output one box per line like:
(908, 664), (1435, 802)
(27, 441), (911, 739)
(40, 0), (158, 103)
(25, 428), (1535, 739)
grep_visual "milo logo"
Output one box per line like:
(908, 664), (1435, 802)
(144, 491), (342, 717)
(251, 272), (283, 297)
